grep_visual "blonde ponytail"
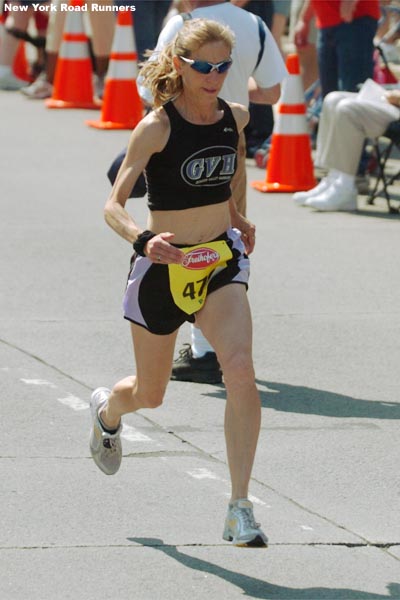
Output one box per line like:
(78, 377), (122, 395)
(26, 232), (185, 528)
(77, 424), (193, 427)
(139, 18), (235, 108)
(140, 42), (183, 108)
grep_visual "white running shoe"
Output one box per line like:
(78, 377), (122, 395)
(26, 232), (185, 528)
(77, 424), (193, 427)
(20, 73), (53, 99)
(293, 177), (332, 206)
(306, 183), (358, 211)
(223, 499), (268, 547)
(89, 387), (122, 475)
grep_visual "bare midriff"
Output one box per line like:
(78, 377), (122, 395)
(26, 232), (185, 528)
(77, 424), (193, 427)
(147, 199), (231, 245)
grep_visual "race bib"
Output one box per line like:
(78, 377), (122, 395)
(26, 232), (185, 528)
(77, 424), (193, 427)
(168, 241), (233, 314)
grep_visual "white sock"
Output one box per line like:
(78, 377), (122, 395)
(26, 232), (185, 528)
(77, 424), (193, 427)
(335, 171), (356, 190)
(191, 325), (214, 358)
(328, 169), (341, 181)
(0, 66), (12, 78)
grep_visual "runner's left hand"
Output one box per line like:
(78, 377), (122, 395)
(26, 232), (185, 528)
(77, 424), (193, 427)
(231, 212), (256, 254)
(241, 222), (256, 254)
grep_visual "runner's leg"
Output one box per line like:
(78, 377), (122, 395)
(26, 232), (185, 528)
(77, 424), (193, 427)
(196, 284), (261, 501)
(101, 324), (179, 429)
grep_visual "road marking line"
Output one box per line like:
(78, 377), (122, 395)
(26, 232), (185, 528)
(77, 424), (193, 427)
(186, 468), (221, 480)
(20, 376), (154, 443)
(248, 494), (267, 506)
(187, 469), (267, 506)
(20, 378), (57, 387)
(122, 424), (153, 442)
(58, 395), (89, 411)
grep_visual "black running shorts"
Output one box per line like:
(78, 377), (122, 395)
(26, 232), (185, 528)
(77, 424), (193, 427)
(123, 228), (250, 335)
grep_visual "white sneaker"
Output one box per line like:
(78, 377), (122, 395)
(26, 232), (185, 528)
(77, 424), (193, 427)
(0, 71), (29, 91)
(293, 177), (332, 206)
(223, 499), (268, 547)
(20, 73), (53, 99)
(306, 182), (358, 211)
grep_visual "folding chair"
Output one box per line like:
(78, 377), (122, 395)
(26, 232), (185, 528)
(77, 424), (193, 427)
(367, 120), (400, 213)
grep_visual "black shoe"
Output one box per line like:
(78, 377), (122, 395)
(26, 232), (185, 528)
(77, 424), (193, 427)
(171, 344), (223, 384)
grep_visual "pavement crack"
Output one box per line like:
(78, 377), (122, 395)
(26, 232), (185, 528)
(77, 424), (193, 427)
(0, 336), (91, 390)
(124, 450), (216, 460)
(274, 542), (400, 548)
(1, 542), (399, 551)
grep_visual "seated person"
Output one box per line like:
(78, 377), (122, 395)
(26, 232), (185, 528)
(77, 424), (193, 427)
(293, 83), (400, 211)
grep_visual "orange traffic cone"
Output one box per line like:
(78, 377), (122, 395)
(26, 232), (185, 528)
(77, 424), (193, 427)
(13, 42), (31, 82)
(252, 54), (316, 193)
(86, 10), (143, 130)
(46, 0), (98, 109)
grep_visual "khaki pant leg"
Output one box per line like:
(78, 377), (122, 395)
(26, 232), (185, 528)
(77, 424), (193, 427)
(317, 91), (398, 175)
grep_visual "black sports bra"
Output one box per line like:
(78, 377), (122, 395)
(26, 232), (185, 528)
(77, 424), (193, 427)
(145, 98), (239, 211)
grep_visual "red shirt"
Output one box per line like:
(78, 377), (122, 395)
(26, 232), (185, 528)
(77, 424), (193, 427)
(311, 0), (380, 29)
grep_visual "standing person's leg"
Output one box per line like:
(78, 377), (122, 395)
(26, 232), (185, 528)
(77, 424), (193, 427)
(31, 10), (48, 77)
(336, 17), (377, 93)
(317, 26), (339, 98)
(21, 0), (65, 98)
(131, 0), (169, 62)
(290, 0), (319, 91)
(0, 2), (31, 90)
(88, 0), (115, 98)
(90, 324), (178, 474)
(245, 103), (274, 158)
(155, 0), (171, 32)
(271, 0), (290, 56)
(196, 283), (267, 546)
(335, 16), (377, 190)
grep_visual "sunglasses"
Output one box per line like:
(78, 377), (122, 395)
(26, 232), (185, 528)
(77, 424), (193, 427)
(179, 55), (233, 74)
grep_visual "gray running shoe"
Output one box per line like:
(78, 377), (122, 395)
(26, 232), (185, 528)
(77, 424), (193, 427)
(223, 499), (268, 547)
(89, 387), (122, 475)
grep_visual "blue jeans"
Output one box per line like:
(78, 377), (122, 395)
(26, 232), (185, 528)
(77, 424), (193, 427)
(317, 16), (378, 98)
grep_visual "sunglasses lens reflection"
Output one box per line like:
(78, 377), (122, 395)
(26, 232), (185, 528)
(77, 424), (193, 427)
(192, 60), (231, 74)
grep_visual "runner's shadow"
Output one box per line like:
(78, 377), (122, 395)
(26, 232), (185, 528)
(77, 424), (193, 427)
(127, 537), (398, 599)
(202, 380), (400, 420)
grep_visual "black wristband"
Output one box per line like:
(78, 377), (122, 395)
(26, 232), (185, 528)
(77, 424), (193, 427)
(133, 230), (156, 256)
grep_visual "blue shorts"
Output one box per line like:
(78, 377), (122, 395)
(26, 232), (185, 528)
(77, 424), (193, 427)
(123, 228), (250, 335)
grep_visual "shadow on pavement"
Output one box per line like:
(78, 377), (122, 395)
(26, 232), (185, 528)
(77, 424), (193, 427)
(337, 207), (400, 219)
(201, 380), (400, 420)
(127, 537), (398, 599)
